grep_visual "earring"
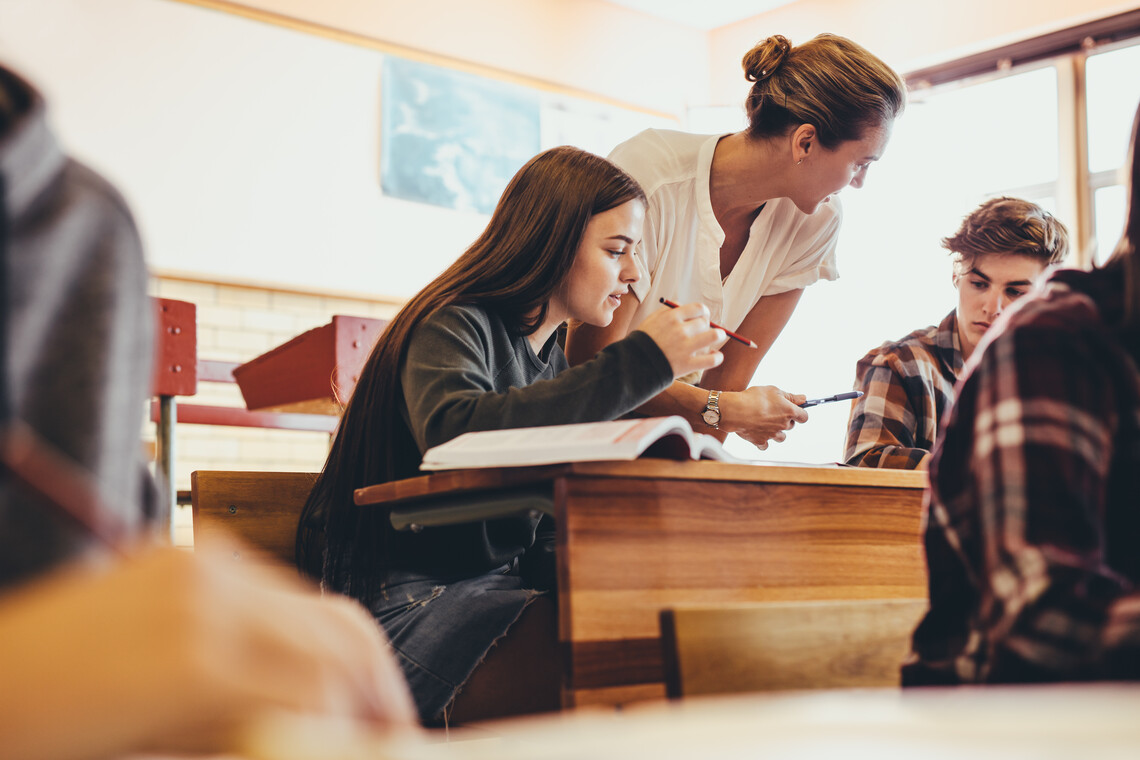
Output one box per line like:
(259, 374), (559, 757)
(796, 158), (804, 165)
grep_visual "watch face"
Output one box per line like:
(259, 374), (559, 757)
(702, 409), (720, 425)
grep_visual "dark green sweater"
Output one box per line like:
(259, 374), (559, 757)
(386, 303), (672, 574)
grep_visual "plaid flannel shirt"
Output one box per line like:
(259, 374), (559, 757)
(903, 266), (1140, 685)
(844, 310), (964, 469)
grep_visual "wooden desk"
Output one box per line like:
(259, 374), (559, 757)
(431, 684), (1140, 759)
(355, 461), (928, 708)
(242, 683), (1140, 758)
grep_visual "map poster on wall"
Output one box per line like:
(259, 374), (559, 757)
(380, 56), (541, 215)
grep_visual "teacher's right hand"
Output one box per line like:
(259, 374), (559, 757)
(637, 301), (725, 379)
(721, 385), (808, 451)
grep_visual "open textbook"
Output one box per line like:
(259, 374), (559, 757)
(419, 416), (751, 470)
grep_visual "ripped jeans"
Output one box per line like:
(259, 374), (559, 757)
(370, 563), (543, 722)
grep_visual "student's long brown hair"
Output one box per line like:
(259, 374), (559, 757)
(296, 146), (646, 602)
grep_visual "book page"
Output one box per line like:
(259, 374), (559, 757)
(691, 433), (757, 465)
(420, 417), (693, 470)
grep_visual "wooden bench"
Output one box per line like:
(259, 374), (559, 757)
(660, 598), (929, 698)
(190, 470), (318, 566)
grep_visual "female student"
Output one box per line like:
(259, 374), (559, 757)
(297, 146), (725, 723)
(903, 100), (1140, 684)
(845, 197), (1069, 469)
(565, 34), (906, 451)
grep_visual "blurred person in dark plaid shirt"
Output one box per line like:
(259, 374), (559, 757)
(903, 100), (1140, 685)
(844, 198), (1069, 469)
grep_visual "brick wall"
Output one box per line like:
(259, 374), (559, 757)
(147, 273), (405, 545)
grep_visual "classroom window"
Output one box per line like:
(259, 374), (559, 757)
(1087, 42), (1140, 263)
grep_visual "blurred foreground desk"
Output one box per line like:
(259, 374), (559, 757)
(366, 684), (1140, 760)
(355, 461), (927, 708)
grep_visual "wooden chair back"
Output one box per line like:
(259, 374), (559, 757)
(190, 470), (318, 566)
(151, 298), (338, 521)
(660, 598), (928, 698)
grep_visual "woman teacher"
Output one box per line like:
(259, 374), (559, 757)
(566, 33), (906, 450)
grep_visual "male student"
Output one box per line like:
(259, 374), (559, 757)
(844, 197), (1068, 469)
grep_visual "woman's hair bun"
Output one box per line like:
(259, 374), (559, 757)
(743, 35), (792, 83)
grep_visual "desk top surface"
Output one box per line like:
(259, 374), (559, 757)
(355, 460), (927, 507)
(243, 683), (1140, 759)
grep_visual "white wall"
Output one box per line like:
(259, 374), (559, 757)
(0, 0), (688, 298)
(0, 0), (496, 297)
(220, 0), (711, 117)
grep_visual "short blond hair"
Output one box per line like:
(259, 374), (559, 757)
(943, 197), (1069, 275)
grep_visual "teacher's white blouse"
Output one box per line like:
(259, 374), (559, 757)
(608, 129), (841, 333)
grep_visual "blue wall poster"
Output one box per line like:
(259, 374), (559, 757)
(380, 56), (541, 215)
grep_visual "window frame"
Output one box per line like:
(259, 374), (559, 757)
(904, 8), (1140, 268)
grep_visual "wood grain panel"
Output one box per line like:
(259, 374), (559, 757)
(558, 478), (923, 621)
(660, 599), (929, 697)
(354, 460), (926, 507)
(564, 638), (663, 690)
(565, 682), (666, 709)
(566, 586), (928, 641)
(554, 471), (925, 698)
(190, 470), (317, 566)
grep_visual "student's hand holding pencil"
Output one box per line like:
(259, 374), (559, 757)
(638, 300), (726, 379)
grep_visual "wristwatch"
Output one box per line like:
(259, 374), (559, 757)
(701, 390), (721, 429)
